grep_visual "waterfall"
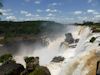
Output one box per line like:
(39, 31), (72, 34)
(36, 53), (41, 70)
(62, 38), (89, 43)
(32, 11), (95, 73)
(13, 25), (100, 75)
(47, 26), (100, 75)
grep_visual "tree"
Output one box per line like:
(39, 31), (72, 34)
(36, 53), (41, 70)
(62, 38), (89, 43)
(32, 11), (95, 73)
(0, 0), (3, 20)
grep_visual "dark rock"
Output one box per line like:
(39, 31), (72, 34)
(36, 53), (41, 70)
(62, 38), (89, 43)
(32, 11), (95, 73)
(51, 56), (65, 62)
(97, 61), (100, 75)
(29, 66), (51, 75)
(99, 43), (100, 46)
(69, 44), (77, 48)
(65, 33), (74, 44)
(0, 60), (25, 75)
(90, 37), (96, 43)
(23, 57), (39, 74)
(75, 39), (79, 43)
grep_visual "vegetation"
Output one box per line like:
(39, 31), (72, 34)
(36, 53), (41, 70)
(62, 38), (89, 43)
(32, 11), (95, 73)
(0, 54), (13, 63)
(75, 21), (100, 26)
(0, 21), (63, 44)
(24, 57), (35, 63)
(0, 21), (63, 36)
(29, 66), (45, 75)
(29, 66), (50, 75)
(75, 21), (100, 32)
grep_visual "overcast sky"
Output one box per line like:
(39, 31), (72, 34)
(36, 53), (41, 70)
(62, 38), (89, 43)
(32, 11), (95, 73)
(0, 0), (100, 23)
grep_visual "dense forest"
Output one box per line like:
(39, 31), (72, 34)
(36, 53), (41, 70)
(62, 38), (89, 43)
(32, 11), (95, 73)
(0, 21), (64, 36)
(0, 21), (64, 44)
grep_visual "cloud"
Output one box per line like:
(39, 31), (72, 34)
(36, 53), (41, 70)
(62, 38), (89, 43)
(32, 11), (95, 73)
(46, 9), (58, 13)
(24, 0), (41, 4)
(95, 15), (100, 18)
(51, 3), (57, 6)
(49, 2), (62, 7)
(36, 9), (43, 12)
(21, 10), (28, 14)
(88, 0), (94, 3)
(47, 13), (55, 17)
(87, 9), (99, 14)
(0, 9), (13, 16)
(34, 1), (40, 4)
(25, 0), (30, 2)
(26, 13), (33, 17)
(88, 0), (92, 3)
(74, 11), (82, 15)
(87, 9), (94, 13)
(6, 16), (17, 21)
(20, 10), (33, 17)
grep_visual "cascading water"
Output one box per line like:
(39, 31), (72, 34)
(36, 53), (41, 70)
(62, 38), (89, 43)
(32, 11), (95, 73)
(13, 25), (100, 75)
(47, 26), (100, 75)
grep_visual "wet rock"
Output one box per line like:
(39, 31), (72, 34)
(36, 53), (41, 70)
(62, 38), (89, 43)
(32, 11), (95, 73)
(22, 56), (51, 75)
(97, 61), (100, 75)
(24, 57), (39, 72)
(69, 44), (77, 48)
(60, 42), (69, 49)
(99, 43), (100, 46)
(0, 60), (25, 75)
(65, 33), (74, 44)
(29, 66), (51, 75)
(75, 39), (79, 43)
(90, 37), (96, 43)
(51, 56), (65, 62)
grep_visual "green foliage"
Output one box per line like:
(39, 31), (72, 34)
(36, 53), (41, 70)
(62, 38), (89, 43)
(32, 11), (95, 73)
(0, 21), (63, 43)
(29, 66), (46, 75)
(0, 54), (13, 63)
(24, 57), (34, 63)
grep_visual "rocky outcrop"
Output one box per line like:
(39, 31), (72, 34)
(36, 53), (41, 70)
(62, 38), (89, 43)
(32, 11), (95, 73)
(90, 37), (96, 43)
(60, 33), (79, 49)
(51, 56), (65, 62)
(0, 60), (25, 75)
(65, 33), (74, 44)
(75, 39), (79, 43)
(21, 56), (51, 75)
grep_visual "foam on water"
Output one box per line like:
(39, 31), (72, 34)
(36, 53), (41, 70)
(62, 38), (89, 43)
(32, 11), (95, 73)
(47, 26), (100, 75)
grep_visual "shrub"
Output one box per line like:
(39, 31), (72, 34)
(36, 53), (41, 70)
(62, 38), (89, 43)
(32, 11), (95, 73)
(0, 54), (13, 63)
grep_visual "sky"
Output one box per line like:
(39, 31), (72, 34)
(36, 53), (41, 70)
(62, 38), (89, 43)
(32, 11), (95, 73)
(0, 0), (100, 23)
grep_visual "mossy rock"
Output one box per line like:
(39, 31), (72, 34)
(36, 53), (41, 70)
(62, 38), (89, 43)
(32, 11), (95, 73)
(29, 66), (51, 75)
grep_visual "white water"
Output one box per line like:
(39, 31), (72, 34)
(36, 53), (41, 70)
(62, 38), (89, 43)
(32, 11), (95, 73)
(47, 26), (100, 75)
(14, 25), (100, 75)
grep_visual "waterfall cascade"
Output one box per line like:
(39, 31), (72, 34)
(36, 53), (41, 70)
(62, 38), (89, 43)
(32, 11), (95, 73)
(47, 26), (100, 75)
(14, 25), (100, 75)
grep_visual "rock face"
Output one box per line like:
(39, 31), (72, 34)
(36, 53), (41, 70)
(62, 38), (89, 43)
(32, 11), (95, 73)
(65, 33), (74, 44)
(97, 61), (100, 75)
(90, 37), (96, 43)
(51, 56), (65, 62)
(0, 60), (25, 75)
(75, 39), (79, 43)
(21, 56), (51, 75)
